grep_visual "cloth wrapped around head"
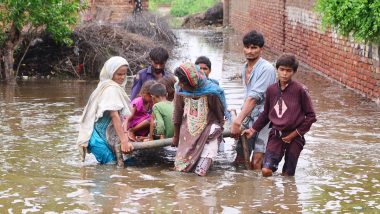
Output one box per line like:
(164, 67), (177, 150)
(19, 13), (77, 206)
(76, 56), (131, 161)
(174, 62), (231, 120)
(178, 62), (206, 88)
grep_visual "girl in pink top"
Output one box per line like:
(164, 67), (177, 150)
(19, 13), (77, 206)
(125, 80), (156, 140)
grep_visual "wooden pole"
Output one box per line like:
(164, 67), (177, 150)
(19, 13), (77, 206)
(131, 130), (232, 150)
(240, 135), (252, 170)
(130, 110), (252, 170)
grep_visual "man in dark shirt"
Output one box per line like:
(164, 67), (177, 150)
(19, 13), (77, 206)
(130, 47), (173, 100)
(243, 54), (317, 176)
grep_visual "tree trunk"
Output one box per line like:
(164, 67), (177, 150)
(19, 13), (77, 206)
(4, 45), (16, 82)
(0, 53), (4, 80)
(3, 24), (21, 82)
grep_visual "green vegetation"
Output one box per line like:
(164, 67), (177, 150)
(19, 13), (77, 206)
(149, 0), (219, 17)
(0, 0), (86, 81)
(149, 0), (172, 11)
(315, 0), (380, 43)
(171, 0), (219, 17)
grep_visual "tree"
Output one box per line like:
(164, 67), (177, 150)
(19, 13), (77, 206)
(0, 0), (86, 82)
(315, 0), (380, 43)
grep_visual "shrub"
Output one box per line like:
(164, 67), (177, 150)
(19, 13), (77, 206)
(315, 0), (380, 43)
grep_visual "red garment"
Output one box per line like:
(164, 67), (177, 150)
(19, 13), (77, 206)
(252, 80), (316, 135)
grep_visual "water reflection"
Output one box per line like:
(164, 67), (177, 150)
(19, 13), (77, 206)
(0, 29), (379, 213)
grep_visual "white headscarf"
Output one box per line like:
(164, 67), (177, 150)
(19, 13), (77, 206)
(76, 56), (131, 160)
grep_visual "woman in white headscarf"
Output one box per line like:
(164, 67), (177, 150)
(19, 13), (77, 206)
(77, 56), (134, 166)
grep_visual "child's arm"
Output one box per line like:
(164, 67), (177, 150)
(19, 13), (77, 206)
(110, 111), (133, 153)
(297, 87), (317, 135)
(149, 114), (155, 141)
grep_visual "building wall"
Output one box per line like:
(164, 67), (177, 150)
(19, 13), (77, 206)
(82, 0), (149, 23)
(228, 0), (380, 102)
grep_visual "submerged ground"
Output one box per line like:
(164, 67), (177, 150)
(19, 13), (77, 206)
(0, 29), (379, 213)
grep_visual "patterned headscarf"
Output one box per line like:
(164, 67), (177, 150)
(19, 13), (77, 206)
(178, 62), (206, 88)
(175, 62), (231, 120)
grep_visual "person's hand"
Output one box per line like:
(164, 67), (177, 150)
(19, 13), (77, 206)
(121, 140), (134, 153)
(172, 135), (179, 147)
(230, 120), (241, 139)
(241, 128), (256, 139)
(281, 130), (299, 144)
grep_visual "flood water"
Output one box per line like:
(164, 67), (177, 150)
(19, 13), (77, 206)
(1, 29), (380, 213)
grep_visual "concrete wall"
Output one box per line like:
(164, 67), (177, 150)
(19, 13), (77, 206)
(227, 0), (380, 102)
(82, 0), (149, 23)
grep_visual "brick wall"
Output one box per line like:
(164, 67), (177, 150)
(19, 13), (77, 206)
(228, 0), (380, 103)
(82, 0), (149, 23)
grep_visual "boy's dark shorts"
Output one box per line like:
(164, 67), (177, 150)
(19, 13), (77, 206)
(262, 129), (305, 176)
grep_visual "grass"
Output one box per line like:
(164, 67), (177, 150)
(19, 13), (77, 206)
(149, 0), (220, 17)
(149, 0), (172, 11)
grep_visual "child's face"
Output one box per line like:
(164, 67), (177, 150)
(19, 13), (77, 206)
(198, 63), (211, 77)
(277, 66), (295, 83)
(152, 95), (160, 104)
(141, 93), (152, 103)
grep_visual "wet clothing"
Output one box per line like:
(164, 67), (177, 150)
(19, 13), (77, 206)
(236, 57), (276, 156)
(252, 80), (317, 175)
(128, 97), (152, 136)
(152, 101), (174, 138)
(88, 112), (115, 164)
(263, 129), (305, 176)
(173, 62), (227, 174)
(173, 94), (224, 172)
(130, 66), (173, 100)
(77, 56), (131, 163)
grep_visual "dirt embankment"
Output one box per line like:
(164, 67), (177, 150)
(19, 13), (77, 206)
(181, 2), (223, 29)
(15, 12), (176, 79)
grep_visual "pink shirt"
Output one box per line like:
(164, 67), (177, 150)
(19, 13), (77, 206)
(128, 97), (152, 130)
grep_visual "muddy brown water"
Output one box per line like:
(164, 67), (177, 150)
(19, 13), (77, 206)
(1, 29), (379, 213)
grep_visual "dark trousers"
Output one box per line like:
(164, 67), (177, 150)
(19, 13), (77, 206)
(262, 129), (305, 176)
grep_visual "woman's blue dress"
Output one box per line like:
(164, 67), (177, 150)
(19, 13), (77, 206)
(87, 112), (116, 164)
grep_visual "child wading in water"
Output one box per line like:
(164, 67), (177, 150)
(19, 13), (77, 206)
(125, 80), (156, 141)
(195, 56), (219, 85)
(243, 54), (317, 176)
(148, 83), (174, 140)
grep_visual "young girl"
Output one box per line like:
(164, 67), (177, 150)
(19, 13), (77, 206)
(125, 80), (156, 141)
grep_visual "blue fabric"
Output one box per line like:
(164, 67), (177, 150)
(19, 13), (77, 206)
(208, 78), (219, 85)
(242, 57), (276, 118)
(175, 79), (231, 120)
(88, 112), (116, 164)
